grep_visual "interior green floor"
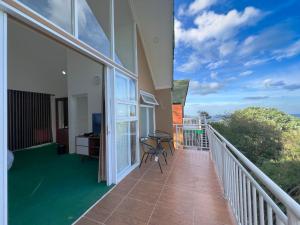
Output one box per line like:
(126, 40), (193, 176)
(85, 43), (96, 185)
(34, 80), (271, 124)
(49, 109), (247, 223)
(8, 144), (112, 225)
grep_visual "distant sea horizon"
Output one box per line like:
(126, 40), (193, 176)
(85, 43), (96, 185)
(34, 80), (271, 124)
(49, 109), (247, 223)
(209, 113), (300, 122)
(291, 114), (300, 118)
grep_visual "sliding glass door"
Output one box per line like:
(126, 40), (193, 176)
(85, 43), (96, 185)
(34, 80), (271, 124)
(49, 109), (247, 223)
(115, 72), (138, 177)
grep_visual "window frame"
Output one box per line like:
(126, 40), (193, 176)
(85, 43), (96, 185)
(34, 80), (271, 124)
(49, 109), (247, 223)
(140, 104), (156, 137)
(140, 90), (159, 106)
(114, 70), (139, 180)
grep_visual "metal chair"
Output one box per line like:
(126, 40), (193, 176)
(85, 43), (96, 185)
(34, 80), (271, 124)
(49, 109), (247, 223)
(139, 137), (167, 173)
(155, 130), (174, 156)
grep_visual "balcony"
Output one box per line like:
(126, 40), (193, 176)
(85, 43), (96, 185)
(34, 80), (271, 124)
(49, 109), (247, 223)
(74, 122), (300, 225)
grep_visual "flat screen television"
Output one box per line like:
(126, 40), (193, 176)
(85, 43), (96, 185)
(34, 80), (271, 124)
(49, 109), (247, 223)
(92, 113), (101, 135)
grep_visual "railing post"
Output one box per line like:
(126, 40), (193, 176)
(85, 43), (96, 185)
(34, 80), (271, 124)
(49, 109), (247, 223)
(222, 142), (227, 198)
(287, 210), (300, 225)
(175, 125), (178, 149)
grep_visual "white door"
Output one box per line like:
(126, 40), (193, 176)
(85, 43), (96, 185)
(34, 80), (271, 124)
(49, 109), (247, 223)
(114, 71), (138, 180)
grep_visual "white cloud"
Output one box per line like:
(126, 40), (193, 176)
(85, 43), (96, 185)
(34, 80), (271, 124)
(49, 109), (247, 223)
(244, 58), (270, 67)
(174, 19), (184, 45)
(240, 70), (253, 76)
(238, 25), (292, 57)
(187, 0), (217, 15)
(177, 54), (201, 72)
(210, 71), (218, 79)
(226, 76), (237, 81)
(177, 4), (187, 17)
(219, 41), (237, 57)
(175, 7), (262, 48)
(190, 80), (224, 95)
(263, 79), (286, 88)
(273, 39), (300, 60)
(207, 60), (228, 70)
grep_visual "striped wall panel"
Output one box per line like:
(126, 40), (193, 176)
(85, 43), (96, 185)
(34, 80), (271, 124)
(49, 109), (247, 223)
(8, 90), (53, 151)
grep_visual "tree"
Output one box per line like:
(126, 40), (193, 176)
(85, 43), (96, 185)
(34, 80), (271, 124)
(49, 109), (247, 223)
(211, 107), (300, 203)
(198, 111), (211, 119)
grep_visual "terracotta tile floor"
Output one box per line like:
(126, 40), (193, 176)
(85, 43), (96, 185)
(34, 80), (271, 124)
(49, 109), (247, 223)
(75, 150), (236, 225)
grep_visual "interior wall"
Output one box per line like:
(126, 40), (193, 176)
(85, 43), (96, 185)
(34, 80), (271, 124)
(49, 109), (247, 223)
(67, 49), (104, 153)
(8, 20), (67, 97)
(156, 88), (173, 135)
(75, 95), (89, 135)
(8, 19), (68, 143)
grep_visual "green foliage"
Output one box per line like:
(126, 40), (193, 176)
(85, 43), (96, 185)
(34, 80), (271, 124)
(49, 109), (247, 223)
(211, 107), (300, 202)
(198, 111), (211, 119)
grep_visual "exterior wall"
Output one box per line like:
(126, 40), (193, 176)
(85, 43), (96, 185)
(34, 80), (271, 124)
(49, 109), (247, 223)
(172, 104), (183, 125)
(156, 88), (173, 135)
(137, 31), (155, 95)
(137, 31), (173, 135)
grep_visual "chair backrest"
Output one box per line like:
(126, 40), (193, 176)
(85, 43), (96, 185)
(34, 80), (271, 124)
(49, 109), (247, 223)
(140, 137), (155, 152)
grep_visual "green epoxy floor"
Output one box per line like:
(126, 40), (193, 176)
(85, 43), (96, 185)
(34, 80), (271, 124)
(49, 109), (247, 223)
(8, 144), (112, 225)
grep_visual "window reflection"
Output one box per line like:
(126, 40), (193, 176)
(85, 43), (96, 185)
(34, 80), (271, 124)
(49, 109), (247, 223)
(17, 0), (72, 33)
(114, 0), (135, 72)
(77, 0), (111, 57)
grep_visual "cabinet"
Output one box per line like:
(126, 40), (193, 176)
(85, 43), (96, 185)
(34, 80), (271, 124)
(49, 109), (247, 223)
(75, 136), (100, 158)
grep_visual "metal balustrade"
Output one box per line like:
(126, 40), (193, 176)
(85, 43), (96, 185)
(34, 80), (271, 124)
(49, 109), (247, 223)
(207, 125), (300, 225)
(173, 116), (209, 150)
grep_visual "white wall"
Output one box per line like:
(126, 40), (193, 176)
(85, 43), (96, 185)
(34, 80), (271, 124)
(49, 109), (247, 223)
(8, 19), (68, 142)
(67, 49), (104, 153)
(8, 19), (68, 97)
(75, 95), (89, 135)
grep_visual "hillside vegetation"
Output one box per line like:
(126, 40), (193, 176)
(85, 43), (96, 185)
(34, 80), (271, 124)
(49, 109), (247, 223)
(211, 107), (300, 203)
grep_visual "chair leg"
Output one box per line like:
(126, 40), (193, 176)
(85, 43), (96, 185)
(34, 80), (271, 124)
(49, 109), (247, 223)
(139, 152), (146, 168)
(168, 141), (174, 155)
(145, 153), (150, 163)
(157, 159), (163, 174)
(163, 152), (168, 165)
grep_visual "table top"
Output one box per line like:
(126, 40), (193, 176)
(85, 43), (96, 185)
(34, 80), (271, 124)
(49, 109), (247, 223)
(148, 132), (170, 139)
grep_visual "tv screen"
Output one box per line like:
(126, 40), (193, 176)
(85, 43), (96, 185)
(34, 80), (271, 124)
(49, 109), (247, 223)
(92, 113), (101, 135)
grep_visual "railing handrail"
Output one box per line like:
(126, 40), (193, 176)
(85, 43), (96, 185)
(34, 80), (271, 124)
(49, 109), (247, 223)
(208, 124), (300, 218)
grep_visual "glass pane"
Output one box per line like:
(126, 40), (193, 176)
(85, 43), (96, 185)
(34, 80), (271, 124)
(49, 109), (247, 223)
(18, 0), (72, 33)
(141, 94), (157, 105)
(129, 79), (136, 101)
(140, 107), (148, 137)
(148, 108), (154, 134)
(77, 0), (111, 57)
(116, 104), (129, 117)
(116, 122), (130, 173)
(130, 105), (136, 117)
(130, 121), (137, 165)
(115, 75), (128, 101)
(114, 0), (135, 72)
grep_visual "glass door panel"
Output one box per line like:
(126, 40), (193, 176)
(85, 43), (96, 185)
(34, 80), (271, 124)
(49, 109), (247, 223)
(116, 122), (130, 173)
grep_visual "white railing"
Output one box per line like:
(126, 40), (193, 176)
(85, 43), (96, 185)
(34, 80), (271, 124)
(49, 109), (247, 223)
(207, 125), (300, 225)
(173, 124), (209, 150)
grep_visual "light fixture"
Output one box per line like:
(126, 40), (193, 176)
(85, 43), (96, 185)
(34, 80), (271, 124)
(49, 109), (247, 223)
(61, 70), (67, 76)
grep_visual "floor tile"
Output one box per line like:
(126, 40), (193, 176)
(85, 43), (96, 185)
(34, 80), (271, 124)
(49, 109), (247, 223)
(75, 217), (103, 225)
(85, 193), (123, 222)
(129, 181), (164, 204)
(112, 197), (154, 223)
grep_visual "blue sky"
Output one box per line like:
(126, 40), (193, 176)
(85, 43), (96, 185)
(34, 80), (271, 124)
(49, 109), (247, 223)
(174, 0), (300, 116)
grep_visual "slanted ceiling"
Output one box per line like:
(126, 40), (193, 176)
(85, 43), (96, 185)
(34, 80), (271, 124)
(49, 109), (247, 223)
(131, 0), (174, 90)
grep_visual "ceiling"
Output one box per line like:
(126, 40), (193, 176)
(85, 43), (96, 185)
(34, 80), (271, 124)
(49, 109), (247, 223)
(131, 0), (174, 90)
